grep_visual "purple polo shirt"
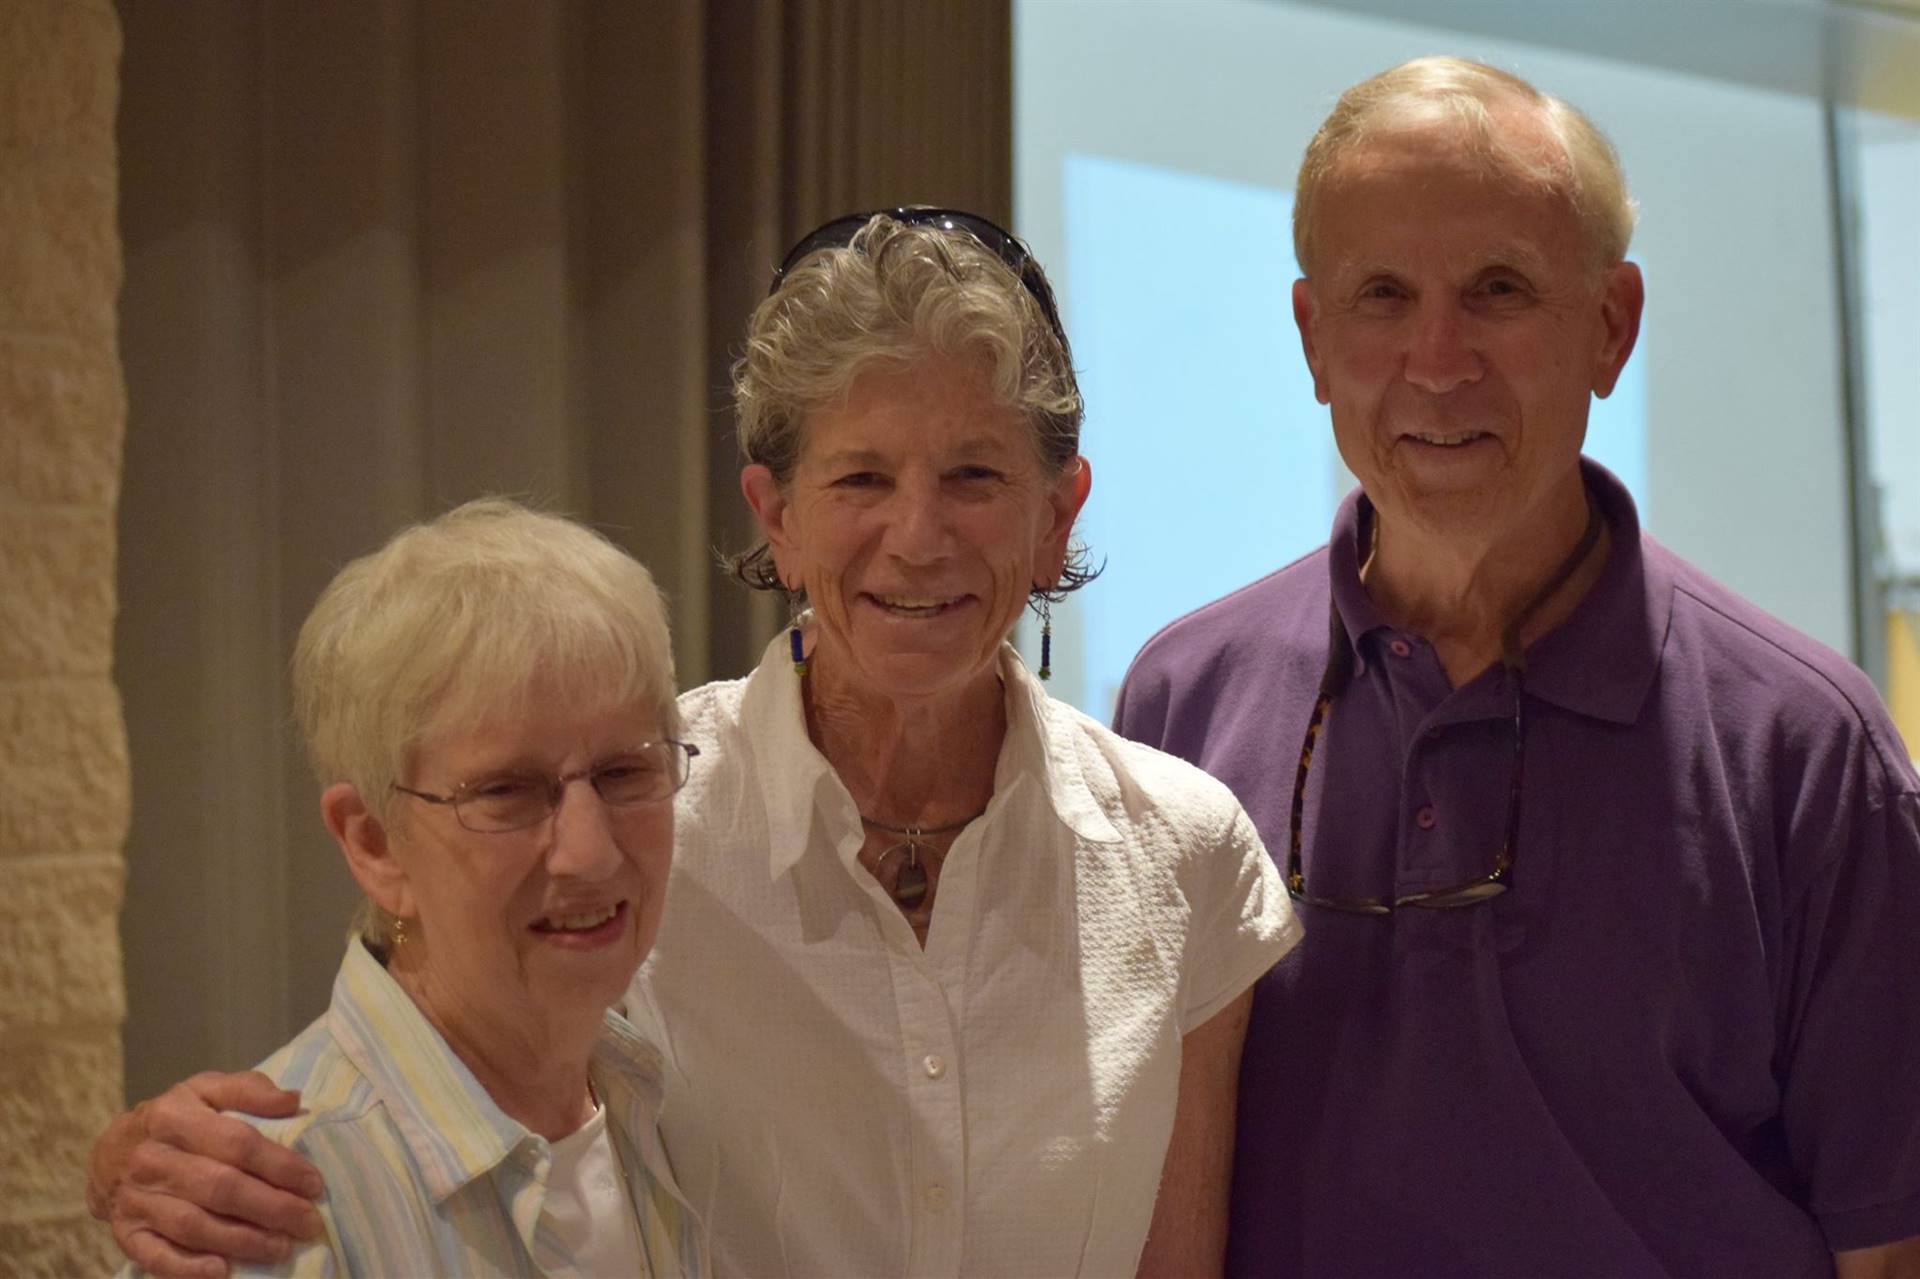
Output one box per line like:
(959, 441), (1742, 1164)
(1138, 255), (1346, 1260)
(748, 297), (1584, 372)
(1114, 460), (1920, 1276)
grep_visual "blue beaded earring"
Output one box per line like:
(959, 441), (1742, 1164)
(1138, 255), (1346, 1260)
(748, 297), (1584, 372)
(1037, 596), (1053, 681)
(787, 589), (807, 677)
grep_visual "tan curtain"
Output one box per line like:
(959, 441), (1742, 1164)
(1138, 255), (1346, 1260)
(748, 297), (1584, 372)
(114, 0), (1010, 1100)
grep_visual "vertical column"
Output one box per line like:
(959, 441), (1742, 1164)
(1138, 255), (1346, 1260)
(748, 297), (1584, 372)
(0, 0), (128, 1272)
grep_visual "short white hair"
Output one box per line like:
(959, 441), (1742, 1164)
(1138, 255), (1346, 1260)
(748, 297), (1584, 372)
(291, 498), (678, 950)
(1295, 55), (1637, 274)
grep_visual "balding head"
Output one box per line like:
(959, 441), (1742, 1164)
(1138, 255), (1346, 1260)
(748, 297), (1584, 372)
(1293, 56), (1637, 277)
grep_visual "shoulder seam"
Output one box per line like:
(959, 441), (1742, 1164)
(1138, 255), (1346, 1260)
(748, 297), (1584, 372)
(1673, 580), (1918, 802)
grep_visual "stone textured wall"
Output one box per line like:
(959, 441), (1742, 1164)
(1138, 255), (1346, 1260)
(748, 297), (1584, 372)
(0, 0), (127, 1273)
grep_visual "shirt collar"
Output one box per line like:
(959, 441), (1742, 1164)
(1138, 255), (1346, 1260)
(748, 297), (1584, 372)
(738, 634), (859, 880)
(324, 938), (669, 1206)
(738, 633), (1120, 882)
(1328, 457), (1670, 725)
(995, 643), (1123, 845)
(1521, 459), (1671, 724)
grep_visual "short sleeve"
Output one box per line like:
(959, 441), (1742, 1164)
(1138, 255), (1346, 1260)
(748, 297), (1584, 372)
(1780, 746), (1920, 1251)
(1177, 802), (1302, 1033)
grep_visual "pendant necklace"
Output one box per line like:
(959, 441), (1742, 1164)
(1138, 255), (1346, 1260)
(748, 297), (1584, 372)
(862, 810), (984, 909)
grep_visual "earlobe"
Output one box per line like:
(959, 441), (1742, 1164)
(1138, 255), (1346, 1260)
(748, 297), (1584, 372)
(1292, 279), (1330, 405)
(323, 783), (413, 919)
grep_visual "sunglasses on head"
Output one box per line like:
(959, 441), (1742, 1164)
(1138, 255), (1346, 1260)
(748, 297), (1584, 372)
(771, 206), (1070, 354)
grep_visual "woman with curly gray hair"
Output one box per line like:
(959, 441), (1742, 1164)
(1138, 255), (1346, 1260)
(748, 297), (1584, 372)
(637, 209), (1301, 1276)
(91, 211), (1298, 1278)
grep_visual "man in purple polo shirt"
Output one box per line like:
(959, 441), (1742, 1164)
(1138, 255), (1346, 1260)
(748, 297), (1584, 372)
(1113, 56), (1920, 1276)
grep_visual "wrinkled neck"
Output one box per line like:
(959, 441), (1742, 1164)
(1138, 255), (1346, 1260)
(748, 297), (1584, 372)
(1365, 493), (1610, 687)
(803, 645), (1004, 827)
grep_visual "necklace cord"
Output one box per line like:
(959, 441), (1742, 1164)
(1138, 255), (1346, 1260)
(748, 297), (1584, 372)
(1329, 498), (1607, 689)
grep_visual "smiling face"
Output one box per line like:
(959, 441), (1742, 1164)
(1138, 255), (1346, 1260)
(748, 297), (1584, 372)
(378, 692), (674, 1037)
(743, 354), (1089, 705)
(1293, 118), (1641, 547)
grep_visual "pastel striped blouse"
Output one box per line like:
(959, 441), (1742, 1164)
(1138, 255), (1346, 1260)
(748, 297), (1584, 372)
(149, 939), (704, 1278)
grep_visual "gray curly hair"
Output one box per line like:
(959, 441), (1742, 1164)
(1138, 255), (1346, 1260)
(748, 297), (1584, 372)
(727, 213), (1097, 602)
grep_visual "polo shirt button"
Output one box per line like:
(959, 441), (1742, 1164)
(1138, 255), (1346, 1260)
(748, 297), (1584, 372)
(925, 1182), (950, 1210)
(1415, 805), (1437, 830)
(1388, 638), (1413, 658)
(923, 1054), (947, 1079)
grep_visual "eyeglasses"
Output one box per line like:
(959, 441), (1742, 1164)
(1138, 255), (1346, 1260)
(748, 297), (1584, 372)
(1286, 610), (1521, 914)
(771, 206), (1071, 354)
(393, 741), (701, 834)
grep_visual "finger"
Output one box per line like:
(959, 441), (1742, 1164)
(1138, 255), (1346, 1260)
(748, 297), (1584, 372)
(113, 1217), (230, 1279)
(123, 1185), (298, 1268)
(186, 1070), (304, 1119)
(144, 1103), (324, 1202)
(128, 1144), (323, 1239)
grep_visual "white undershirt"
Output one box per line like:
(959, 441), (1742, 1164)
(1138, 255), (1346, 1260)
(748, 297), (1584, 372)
(541, 1100), (649, 1278)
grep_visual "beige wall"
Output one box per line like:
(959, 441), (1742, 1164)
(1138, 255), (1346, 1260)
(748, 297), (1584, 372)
(0, 0), (127, 1273)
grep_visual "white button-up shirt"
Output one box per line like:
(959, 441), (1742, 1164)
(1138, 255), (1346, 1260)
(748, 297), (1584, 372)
(632, 639), (1299, 1276)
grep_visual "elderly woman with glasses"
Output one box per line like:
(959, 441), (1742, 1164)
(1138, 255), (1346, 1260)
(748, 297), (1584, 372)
(93, 211), (1299, 1277)
(116, 500), (705, 1277)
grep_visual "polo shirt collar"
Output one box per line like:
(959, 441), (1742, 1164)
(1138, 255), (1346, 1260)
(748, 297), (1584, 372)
(324, 938), (668, 1206)
(1328, 457), (1670, 726)
(740, 633), (1119, 883)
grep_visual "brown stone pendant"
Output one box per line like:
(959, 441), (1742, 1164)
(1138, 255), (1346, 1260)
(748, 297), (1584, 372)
(891, 843), (929, 909)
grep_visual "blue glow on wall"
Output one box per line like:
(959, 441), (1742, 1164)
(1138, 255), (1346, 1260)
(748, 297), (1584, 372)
(1063, 153), (1332, 718)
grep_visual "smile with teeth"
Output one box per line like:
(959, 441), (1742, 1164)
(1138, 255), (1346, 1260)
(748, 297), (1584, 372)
(1408, 430), (1487, 447)
(870, 593), (963, 617)
(532, 903), (621, 933)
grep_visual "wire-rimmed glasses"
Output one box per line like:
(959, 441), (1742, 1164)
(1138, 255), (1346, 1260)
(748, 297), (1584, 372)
(393, 740), (701, 834)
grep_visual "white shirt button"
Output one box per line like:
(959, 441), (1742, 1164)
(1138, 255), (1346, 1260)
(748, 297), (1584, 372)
(924, 1182), (950, 1210)
(923, 1054), (947, 1079)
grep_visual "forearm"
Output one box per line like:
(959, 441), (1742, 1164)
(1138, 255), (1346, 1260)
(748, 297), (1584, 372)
(1835, 1235), (1920, 1279)
(1137, 989), (1253, 1278)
